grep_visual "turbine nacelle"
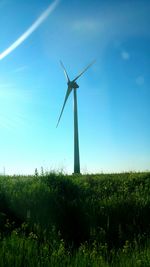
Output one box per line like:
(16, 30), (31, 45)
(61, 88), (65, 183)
(68, 80), (79, 89)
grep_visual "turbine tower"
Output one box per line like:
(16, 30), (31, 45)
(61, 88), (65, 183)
(57, 60), (95, 174)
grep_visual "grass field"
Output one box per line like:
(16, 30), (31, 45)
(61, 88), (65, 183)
(0, 171), (150, 266)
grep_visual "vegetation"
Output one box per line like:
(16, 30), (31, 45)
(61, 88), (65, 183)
(0, 171), (150, 266)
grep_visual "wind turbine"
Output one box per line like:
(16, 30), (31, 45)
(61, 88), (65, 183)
(57, 60), (95, 174)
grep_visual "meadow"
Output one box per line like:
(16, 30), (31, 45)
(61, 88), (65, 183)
(0, 171), (150, 266)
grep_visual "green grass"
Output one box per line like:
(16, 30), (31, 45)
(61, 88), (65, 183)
(0, 171), (150, 266)
(1, 231), (150, 266)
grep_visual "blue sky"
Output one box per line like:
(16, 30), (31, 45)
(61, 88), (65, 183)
(0, 0), (150, 174)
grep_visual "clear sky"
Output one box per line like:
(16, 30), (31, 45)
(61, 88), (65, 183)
(0, 0), (150, 175)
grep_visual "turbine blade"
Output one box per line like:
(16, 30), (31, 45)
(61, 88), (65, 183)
(56, 87), (72, 127)
(73, 60), (95, 82)
(60, 60), (70, 82)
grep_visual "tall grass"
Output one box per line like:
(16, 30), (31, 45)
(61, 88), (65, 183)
(0, 172), (150, 266)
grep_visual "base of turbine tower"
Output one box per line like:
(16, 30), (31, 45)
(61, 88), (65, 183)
(72, 172), (81, 176)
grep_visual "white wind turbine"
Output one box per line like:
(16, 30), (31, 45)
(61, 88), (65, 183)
(57, 60), (95, 174)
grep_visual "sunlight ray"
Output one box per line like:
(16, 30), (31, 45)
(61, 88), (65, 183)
(0, 0), (60, 60)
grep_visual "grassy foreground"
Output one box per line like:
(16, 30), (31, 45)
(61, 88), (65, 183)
(0, 172), (150, 266)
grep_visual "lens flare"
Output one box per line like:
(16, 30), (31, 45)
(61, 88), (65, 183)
(0, 0), (60, 60)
